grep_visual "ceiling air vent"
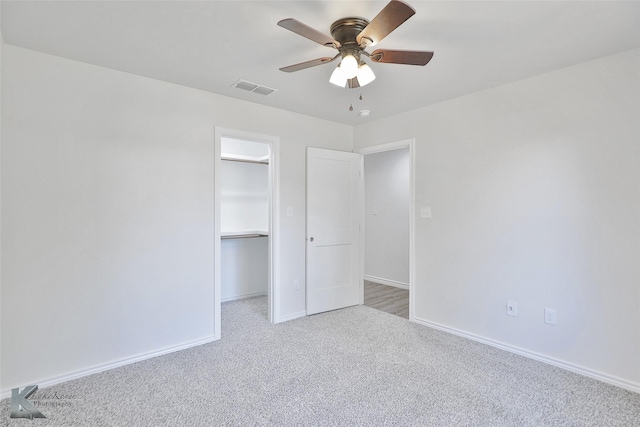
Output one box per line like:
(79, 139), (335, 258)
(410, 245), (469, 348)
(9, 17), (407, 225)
(232, 79), (277, 96)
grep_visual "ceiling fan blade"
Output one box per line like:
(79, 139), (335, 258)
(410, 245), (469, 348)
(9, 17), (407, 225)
(278, 18), (337, 48)
(357, 0), (416, 47)
(279, 56), (339, 73)
(370, 49), (434, 66)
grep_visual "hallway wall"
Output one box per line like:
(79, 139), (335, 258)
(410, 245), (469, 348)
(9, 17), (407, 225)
(364, 148), (410, 287)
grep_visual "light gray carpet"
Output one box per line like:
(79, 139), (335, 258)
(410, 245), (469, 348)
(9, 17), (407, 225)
(1, 296), (639, 426)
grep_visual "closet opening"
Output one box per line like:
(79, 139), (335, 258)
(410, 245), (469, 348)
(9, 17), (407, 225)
(220, 137), (270, 300)
(214, 129), (279, 339)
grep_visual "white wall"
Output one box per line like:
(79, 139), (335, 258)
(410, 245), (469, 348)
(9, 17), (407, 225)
(221, 138), (269, 160)
(220, 160), (268, 233)
(354, 48), (640, 390)
(364, 148), (410, 287)
(0, 45), (352, 392)
(221, 237), (268, 302)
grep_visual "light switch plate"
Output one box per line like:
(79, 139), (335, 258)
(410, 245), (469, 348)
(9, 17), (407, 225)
(420, 207), (431, 219)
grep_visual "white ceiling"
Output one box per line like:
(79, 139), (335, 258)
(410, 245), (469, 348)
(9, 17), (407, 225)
(2, 1), (639, 126)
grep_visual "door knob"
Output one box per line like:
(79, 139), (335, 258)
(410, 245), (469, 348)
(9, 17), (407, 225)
(309, 237), (314, 242)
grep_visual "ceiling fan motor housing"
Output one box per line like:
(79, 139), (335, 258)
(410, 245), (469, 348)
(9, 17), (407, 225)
(330, 17), (370, 52)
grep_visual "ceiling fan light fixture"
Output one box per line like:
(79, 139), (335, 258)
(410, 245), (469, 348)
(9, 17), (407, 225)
(329, 65), (347, 87)
(279, 1), (433, 90)
(341, 53), (359, 79)
(357, 63), (376, 86)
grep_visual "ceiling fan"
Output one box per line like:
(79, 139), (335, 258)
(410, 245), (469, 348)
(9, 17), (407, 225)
(277, 0), (434, 89)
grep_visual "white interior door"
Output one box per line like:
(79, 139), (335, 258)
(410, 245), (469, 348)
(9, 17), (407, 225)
(306, 147), (361, 315)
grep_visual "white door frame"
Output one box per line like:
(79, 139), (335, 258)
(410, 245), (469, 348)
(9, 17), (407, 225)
(355, 139), (416, 321)
(214, 127), (280, 339)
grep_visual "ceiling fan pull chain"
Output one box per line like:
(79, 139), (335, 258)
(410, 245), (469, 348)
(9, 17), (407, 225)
(349, 104), (354, 111)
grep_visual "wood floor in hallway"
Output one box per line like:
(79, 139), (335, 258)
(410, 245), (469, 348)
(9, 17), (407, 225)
(364, 280), (409, 319)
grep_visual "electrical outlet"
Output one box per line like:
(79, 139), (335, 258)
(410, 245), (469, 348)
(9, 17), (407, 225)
(545, 308), (557, 325)
(506, 300), (518, 316)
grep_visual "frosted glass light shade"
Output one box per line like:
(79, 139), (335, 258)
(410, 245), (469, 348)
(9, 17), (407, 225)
(357, 63), (376, 86)
(341, 54), (359, 79)
(329, 66), (347, 87)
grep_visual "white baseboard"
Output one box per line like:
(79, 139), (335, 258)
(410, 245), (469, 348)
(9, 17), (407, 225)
(364, 275), (409, 290)
(1, 335), (217, 399)
(221, 290), (267, 303)
(412, 316), (640, 394)
(275, 310), (307, 324)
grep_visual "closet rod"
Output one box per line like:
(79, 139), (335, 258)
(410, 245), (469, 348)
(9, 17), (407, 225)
(221, 157), (268, 165)
(221, 233), (268, 240)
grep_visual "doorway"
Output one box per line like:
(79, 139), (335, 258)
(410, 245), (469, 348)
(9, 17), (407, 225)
(214, 128), (279, 339)
(357, 140), (415, 321)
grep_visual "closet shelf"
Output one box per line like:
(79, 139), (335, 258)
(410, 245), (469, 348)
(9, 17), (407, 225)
(221, 154), (269, 165)
(221, 231), (269, 239)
